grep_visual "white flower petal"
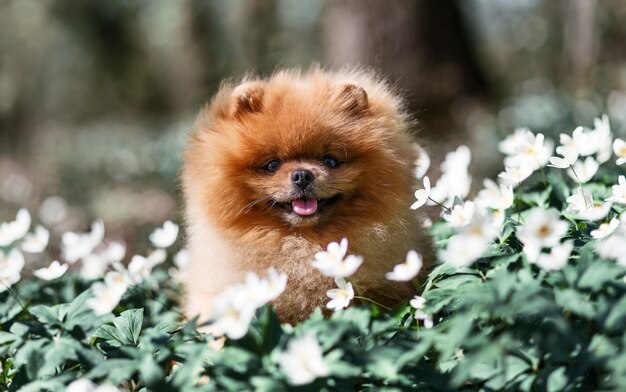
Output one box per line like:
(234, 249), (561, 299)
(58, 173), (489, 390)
(591, 218), (620, 239)
(149, 220), (179, 248)
(411, 176), (431, 210)
(533, 241), (573, 271)
(385, 250), (422, 281)
(279, 335), (329, 385)
(21, 225), (50, 253)
(33, 260), (68, 281)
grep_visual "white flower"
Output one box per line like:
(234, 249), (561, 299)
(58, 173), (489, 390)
(312, 239), (362, 278)
(498, 161), (533, 187)
(441, 234), (489, 268)
(87, 279), (128, 316)
(33, 260), (68, 281)
(169, 249), (190, 283)
(121, 248), (166, 284)
(441, 145), (471, 174)
(313, 238), (348, 268)
(443, 201), (475, 228)
(567, 157), (599, 184)
(328, 255), (363, 278)
(606, 175), (626, 205)
(264, 267), (287, 302)
(475, 179), (514, 210)
(103, 241), (126, 263)
(0, 249), (25, 272)
(410, 295), (426, 310)
(67, 379), (97, 392)
(61, 220), (105, 263)
(517, 208), (569, 262)
(127, 255), (152, 284)
(0, 209), (31, 247)
(548, 147), (578, 169)
(413, 144), (431, 178)
(428, 145), (472, 205)
(104, 270), (131, 289)
(459, 209), (499, 241)
(591, 115), (613, 163)
(0, 268), (21, 293)
(566, 189), (593, 213)
(613, 138), (626, 165)
(505, 132), (553, 170)
(385, 250), (423, 281)
(533, 241), (573, 271)
(490, 209), (506, 232)
(326, 277), (354, 310)
(174, 249), (190, 269)
(500, 129), (553, 170)
(415, 310), (434, 329)
(21, 225), (50, 253)
(499, 127), (534, 156)
(149, 220), (179, 248)
(596, 230), (626, 265)
(279, 334), (329, 385)
(210, 287), (256, 340)
(0, 249), (25, 293)
(146, 248), (167, 268)
(79, 242), (126, 280)
(578, 202), (612, 222)
(210, 268), (287, 339)
(429, 172), (472, 206)
(67, 379), (121, 392)
(242, 270), (287, 307)
(411, 176), (431, 210)
(80, 254), (110, 280)
(591, 218), (620, 239)
(241, 272), (271, 307)
(567, 190), (612, 222)
(559, 126), (597, 157)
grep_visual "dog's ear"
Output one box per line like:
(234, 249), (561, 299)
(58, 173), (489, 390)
(230, 81), (265, 117)
(336, 82), (368, 115)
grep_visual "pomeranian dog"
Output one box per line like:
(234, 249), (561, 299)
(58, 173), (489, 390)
(182, 68), (433, 324)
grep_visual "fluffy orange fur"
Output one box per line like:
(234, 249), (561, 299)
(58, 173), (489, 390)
(182, 68), (433, 324)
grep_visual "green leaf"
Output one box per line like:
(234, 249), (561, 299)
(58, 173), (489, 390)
(85, 359), (139, 384)
(434, 274), (481, 290)
(13, 339), (47, 380)
(251, 376), (286, 392)
(94, 308), (144, 347)
(554, 288), (596, 319)
(113, 308), (144, 345)
(0, 331), (17, 345)
(578, 260), (623, 291)
(29, 305), (62, 325)
(139, 354), (165, 390)
(547, 367), (567, 392)
(604, 296), (626, 331)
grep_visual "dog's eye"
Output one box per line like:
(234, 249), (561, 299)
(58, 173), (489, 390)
(265, 159), (281, 173)
(323, 156), (339, 168)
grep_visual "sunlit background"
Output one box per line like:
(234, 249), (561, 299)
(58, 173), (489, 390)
(1, 0), (626, 247)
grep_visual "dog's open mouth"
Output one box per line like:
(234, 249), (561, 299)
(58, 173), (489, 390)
(274, 195), (340, 217)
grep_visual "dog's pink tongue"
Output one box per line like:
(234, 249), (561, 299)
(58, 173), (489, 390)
(292, 198), (318, 216)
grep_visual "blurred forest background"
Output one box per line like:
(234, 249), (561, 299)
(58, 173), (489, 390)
(1, 0), (626, 247)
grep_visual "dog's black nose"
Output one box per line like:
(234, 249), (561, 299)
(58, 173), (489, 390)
(291, 169), (315, 189)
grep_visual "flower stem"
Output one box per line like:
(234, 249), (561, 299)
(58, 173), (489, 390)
(569, 166), (592, 209)
(353, 295), (392, 311)
(1, 283), (34, 318)
(428, 197), (452, 213)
